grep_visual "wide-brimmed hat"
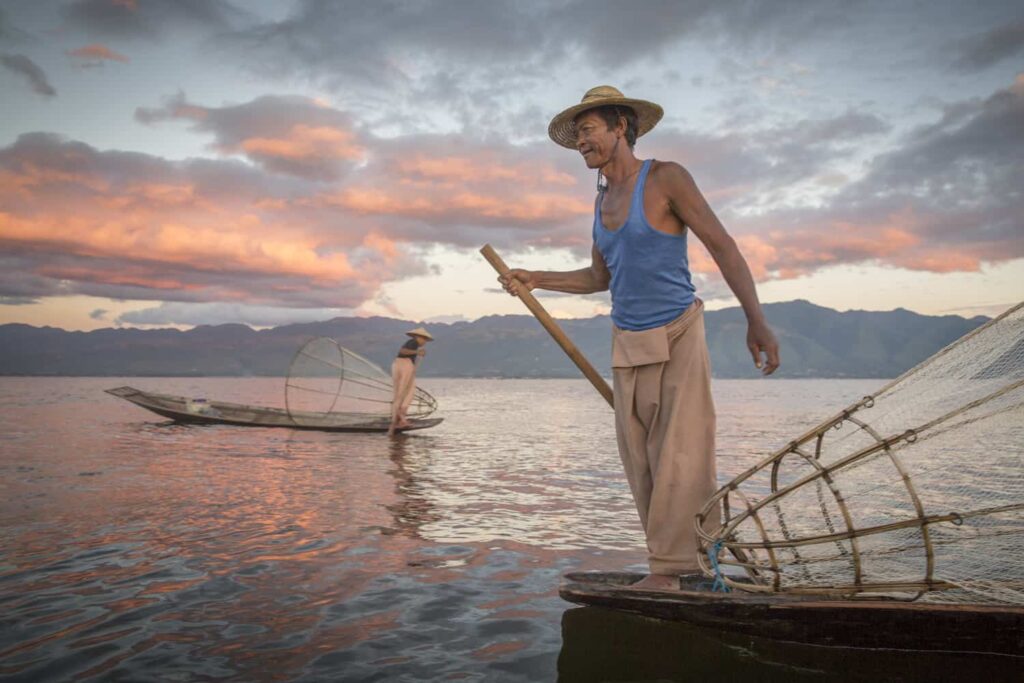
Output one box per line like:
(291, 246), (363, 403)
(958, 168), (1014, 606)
(548, 85), (663, 149)
(405, 327), (433, 341)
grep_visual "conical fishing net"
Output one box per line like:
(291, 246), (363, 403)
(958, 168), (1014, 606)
(698, 302), (1024, 604)
(285, 337), (437, 428)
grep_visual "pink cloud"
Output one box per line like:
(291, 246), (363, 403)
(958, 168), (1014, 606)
(238, 124), (364, 166)
(4, 77), (1020, 315)
(68, 44), (129, 64)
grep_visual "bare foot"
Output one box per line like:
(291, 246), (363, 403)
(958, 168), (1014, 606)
(628, 574), (681, 591)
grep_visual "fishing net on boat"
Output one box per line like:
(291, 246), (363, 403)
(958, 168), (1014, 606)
(285, 337), (437, 428)
(697, 301), (1024, 604)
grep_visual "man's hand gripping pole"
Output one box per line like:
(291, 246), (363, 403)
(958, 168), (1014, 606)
(480, 244), (613, 408)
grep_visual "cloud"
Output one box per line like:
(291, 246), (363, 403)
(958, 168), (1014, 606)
(424, 313), (467, 324)
(1, 53), (56, 97)
(220, 1), (858, 93)
(115, 302), (353, 327)
(136, 93), (365, 180)
(651, 108), (890, 209)
(0, 132), (424, 310)
(221, 1), (560, 90)
(717, 77), (1024, 279)
(68, 43), (129, 67)
(0, 7), (32, 45)
(303, 131), (594, 251)
(134, 92), (596, 246)
(62, 0), (248, 40)
(3, 75), (1019, 325)
(951, 21), (1024, 72)
(89, 308), (108, 320)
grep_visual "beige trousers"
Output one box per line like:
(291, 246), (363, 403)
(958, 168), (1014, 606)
(390, 358), (417, 424)
(612, 300), (717, 574)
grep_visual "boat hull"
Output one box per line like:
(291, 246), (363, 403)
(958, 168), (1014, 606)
(105, 386), (442, 433)
(560, 571), (1024, 656)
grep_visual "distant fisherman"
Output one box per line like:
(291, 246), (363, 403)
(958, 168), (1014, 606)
(500, 86), (780, 590)
(390, 327), (433, 436)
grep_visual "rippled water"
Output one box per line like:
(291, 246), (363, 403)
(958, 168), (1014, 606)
(0, 377), (1017, 681)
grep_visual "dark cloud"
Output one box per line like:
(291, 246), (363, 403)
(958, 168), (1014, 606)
(222, 0), (556, 89)
(951, 20), (1024, 72)
(728, 77), (1024, 276)
(89, 308), (108, 320)
(221, 0), (852, 90)
(649, 109), (890, 212)
(1, 53), (55, 96)
(62, 0), (249, 40)
(838, 79), (1022, 223)
(0, 7), (32, 44)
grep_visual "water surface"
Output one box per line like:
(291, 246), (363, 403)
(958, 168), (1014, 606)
(1, 378), (1016, 681)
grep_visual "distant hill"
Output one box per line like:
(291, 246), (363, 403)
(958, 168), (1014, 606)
(0, 301), (988, 378)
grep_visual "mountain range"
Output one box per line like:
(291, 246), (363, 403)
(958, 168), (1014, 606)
(0, 300), (988, 379)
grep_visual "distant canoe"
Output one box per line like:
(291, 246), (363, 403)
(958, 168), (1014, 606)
(560, 572), (1024, 656)
(106, 386), (443, 433)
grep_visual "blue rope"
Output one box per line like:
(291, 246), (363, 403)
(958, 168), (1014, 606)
(706, 540), (731, 593)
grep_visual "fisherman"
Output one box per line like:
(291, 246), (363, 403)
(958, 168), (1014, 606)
(499, 86), (780, 590)
(390, 327), (433, 436)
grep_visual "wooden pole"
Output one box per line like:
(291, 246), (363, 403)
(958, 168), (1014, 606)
(480, 244), (613, 408)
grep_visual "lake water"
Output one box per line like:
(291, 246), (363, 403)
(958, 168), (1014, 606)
(1, 377), (1018, 681)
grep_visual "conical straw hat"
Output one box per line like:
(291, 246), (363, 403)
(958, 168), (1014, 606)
(548, 85), (663, 149)
(405, 327), (433, 341)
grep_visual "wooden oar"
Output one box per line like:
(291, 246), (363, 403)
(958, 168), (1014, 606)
(480, 244), (613, 407)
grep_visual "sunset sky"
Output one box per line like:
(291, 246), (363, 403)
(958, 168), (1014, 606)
(1, 0), (1022, 331)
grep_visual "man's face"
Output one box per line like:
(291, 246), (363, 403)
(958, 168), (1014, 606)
(573, 110), (618, 169)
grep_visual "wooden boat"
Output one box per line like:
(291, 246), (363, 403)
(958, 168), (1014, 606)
(106, 386), (443, 433)
(560, 571), (1024, 656)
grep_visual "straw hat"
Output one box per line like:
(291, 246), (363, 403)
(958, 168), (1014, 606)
(548, 85), (663, 149)
(405, 327), (433, 341)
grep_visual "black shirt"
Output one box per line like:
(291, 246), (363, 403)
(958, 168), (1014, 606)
(397, 338), (419, 364)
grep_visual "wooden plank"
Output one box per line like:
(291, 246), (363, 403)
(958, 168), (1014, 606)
(559, 572), (1024, 655)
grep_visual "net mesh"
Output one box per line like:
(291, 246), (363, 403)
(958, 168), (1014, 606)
(285, 337), (437, 427)
(699, 302), (1024, 604)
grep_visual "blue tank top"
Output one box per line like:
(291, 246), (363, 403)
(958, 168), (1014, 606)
(594, 159), (696, 331)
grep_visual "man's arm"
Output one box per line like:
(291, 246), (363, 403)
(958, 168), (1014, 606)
(662, 163), (780, 375)
(499, 244), (610, 296)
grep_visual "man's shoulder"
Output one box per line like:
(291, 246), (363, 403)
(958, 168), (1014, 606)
(647, 160), (699, 199)
(649, 159), (692, 181)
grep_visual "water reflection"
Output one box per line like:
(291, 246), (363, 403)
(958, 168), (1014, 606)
(383, 435), (443, 539)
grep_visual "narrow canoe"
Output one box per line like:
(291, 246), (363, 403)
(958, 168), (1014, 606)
(106, 386), (443, 433)
(560, 571), (1024, 656)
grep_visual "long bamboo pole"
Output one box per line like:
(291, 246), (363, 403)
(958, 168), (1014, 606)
(480, 244), (613, 407)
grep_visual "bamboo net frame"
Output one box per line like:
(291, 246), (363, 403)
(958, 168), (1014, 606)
(697, 302), (1024, 603)
(285, 337), (437, 427)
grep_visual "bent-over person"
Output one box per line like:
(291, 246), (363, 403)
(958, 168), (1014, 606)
(390, 327), (432, 436)
(500, 86), (780, 590)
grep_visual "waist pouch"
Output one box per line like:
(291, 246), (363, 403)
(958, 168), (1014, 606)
(611, 300), (703, 368)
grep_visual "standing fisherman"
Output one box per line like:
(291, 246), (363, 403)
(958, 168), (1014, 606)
(390, 327), (433, 436)
(500, 86), (780, 589)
